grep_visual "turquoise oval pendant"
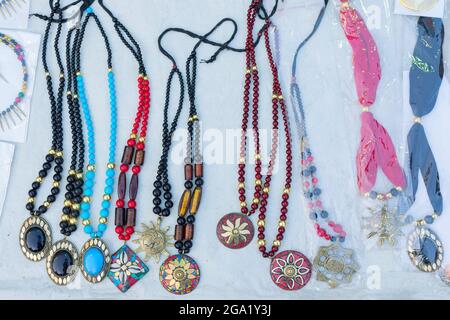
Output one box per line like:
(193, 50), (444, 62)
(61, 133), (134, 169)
(80, 238), (110, 283)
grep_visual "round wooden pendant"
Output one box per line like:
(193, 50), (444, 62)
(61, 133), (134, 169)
(160, 254), (200, 295)
(216, 213), (254, 249)
(270, 250), (312, 291)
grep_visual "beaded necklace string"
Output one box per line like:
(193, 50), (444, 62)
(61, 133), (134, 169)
(0, 32), (27, 131)
(150, 19), (238, 296)
(97, 0), (152, 293)
(73, 7), (117, 284)
(20, 0), (66, 263)
(289, 0), (358, 288)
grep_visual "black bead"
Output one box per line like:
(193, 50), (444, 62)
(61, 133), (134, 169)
(177, 217), (186, 225)
(163, 192), (172, 200)
(153, 198), (161, 206)
(54, 165), (63, 173)
(73, 196), (82, 203)
(153, 206), (162, 214)
(32, 182), (40, 190)
(161, 209), (170, 217)
(184, 181), (193, 189)
(195, 178), (203, 186)
(174, 241), (183, 249)
(59, 221), (68, 228)
(51, 187), (60, 195)
(26, 203), (34, 211)
(62, 206), (71, 214)
(187, 215), (195, 223)
(162, 184), (171, 191)
(152, 189), (161, 197)
(184, 240), (193, 249)
(55, 157), (64, 165)
(65, 192), (73, 200)
(46, 154), (55, 162)
(47, 195), (56, 203)
(67, 175), (75, 183)
(38, 206), (47, 214)
(66, 184), (74, 192)
(70, 210), (80, 218)
(153, 181), (162, 188)
(53, 174), (62, 182)
(28, 190), (37, 197)
(43, 162), (51, 170)
(165, 200), (173, 209)
(39, 170), (47, 178)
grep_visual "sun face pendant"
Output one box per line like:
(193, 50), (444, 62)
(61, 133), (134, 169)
(313, 243), (358, 288)
(108, 244), (149, 293)
(269, 250), (312, 291)
(19, 216), (52, 262)
(407, 227), (443, 272)
(160, 254), (200, 295)
(46, 239), (79, 286)
(363, 205), (405, 247)
(80, 238), (111, 283)
(216, 212), (254, 249)
(133, 217), (172, 262)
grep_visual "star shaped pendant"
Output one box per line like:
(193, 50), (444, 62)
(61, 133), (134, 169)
(363, 205), (405, 247)
(133, 217), (172, 263)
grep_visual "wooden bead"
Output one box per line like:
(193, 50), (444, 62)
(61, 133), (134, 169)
(129, 174), (139, 200)
(121, 146), (134, 165)
(194, 163), (203, 177)
(178, 189), (191, 217)
(118, 172), (127, 199)
(115, 208), (126, 226)
(184, 223), (194, 240)
(174, 224), (185, 241)
(126, 208), (137, 227)
(134, 150), (145, 166)
(184, 164), (193, 180)
(190, 187), (202, 215)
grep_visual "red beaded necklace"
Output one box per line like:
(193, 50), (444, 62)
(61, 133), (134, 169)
(217, 0), (311, 291)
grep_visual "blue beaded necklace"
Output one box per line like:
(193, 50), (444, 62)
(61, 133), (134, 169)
(76, 7), (117, 284)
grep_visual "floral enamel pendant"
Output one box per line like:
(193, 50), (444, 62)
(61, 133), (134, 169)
(216, 213), (254, 249)
(108, 244), (149, 293)
(407, 227), (443, 272)
(270, 251), (312, 291)
(313, 244), (358, 288)
(160, 254), (200, 295)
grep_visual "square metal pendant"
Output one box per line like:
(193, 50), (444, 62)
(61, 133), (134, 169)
(108, 244), (149, 293)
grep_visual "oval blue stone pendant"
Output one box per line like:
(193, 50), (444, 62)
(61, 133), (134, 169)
(46, 240), (79, 285)
(407, 227), (443, 272)
(80, 238), (111, 283)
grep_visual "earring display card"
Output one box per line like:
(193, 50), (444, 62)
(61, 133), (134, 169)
(394, 0), (445, 18)
(0, 29), (40, 144)
(0, 141), (14, 219)
(0, 0), (30, 30)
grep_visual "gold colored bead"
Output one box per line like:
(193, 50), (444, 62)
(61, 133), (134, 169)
(361, 107), (370, 113)
(69, 218), (77, 225)
(239, 157), (245, 164)
(83, 196), (91, 203)
(53, 181), (60, 188)
(432, 213), (438, 219)
(144, 76), (148, 80)
(376, 194), (384, 201)
(76, 173), (83, 179)
(27, 198), (35, 203)
(278, 95), (283, 100)
(103, 194), (111, 201)
(238, 183), (245, 189)
(130, 133), (137, 139)
(43, 201), (50, 208)
(36, 177), (43, 183)
(59, 73), (64, 78)
(279, 221), (286, 228)
(107, 163), (115, 169)
(68, 170), (76, 176)
(72, 203), (80, 210)
(240, 202), (246, 208)
(272, 94), (278, 99)
(252, 66), (257, 71)
(273, 240), (281, 247)
(108, 68), (113, 72)
(76, 72), (81, 76)
(56, 151), (63, 157)
(45, 72), (50, 77)
(257, 239), (266, 246)
(283, 188), (291, 194)
(414, 117), (422, 123)
(255, 180), (262, 186)
(263, 187), (269, 193)
(99, 217), (107, 224)
(386, 193), (392, 199)
(255, 154), (261, 160)
(253, 198), (259, 204)
(64, 200), (72, 207)
(73, 95), (78, 99)
(396, 186), (403, 192)
(61, 214), (69, 221)
(87, 164), (95, 171)
(257, 220), (265, 227)
(82, 219), (90, 226)
(138, 137), (145, 143)
(245, 68), (251, 74)
(67, 91), (72, 96)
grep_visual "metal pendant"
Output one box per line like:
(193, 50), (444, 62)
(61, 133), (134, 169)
(133, 217), (172, 262)
(269, 250), (312, 291)
(216, 212), (254, 249)
(313, 243), (358, 288)
(46, 239), (79, 286)
(108, 244), (149, 293)
(407, 227), (443, 272)
(160, 254), (200, 295)
(439, 265), (450, 286)
(363, 205), (405, 247)
(19, 216), (52, 262)
(400, 0), (438, 11)
(80, 238), (111, 283)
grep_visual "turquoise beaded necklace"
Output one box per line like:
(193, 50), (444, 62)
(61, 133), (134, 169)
(76, 7), (117, 284)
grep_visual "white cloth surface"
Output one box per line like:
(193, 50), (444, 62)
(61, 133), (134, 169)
(1, 0), (450, 299)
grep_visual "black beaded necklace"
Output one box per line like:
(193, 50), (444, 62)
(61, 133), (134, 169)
(20, 0), (66, 263)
